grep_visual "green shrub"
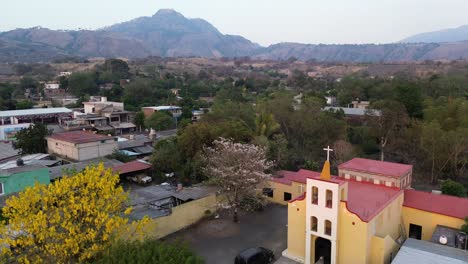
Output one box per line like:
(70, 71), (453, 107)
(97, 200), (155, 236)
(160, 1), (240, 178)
(441, 179), (466, 197)
(94, 240), (204, 264)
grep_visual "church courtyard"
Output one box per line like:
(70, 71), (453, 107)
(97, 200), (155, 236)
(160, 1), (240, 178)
(165, 204), (288, 264)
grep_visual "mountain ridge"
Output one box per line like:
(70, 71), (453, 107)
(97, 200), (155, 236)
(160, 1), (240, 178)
(400, 25), (468, 43)
(1, 9), (468, 63)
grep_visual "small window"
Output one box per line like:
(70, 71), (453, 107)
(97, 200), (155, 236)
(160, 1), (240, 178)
(0, 183), (4, 195)
(283, 192), (292, 201)
(312, 186), (318, 205)
(311, 216), (318, 231)
(262, 188), (273, 198)
(326, 190), (333, 208)
(101, 140), (106, 143)
(325, 220), (332, 236)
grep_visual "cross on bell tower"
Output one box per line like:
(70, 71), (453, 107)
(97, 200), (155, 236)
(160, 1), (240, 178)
(323, 145), (333, 161)
(320, 146), (333, 181)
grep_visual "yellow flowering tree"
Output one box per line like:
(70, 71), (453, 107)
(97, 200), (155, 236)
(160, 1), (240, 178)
(0, 163), (144, 264)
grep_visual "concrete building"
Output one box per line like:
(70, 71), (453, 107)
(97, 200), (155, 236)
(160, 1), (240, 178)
(351, 100), (370, 109)
(0, 108), (72, 125)
(142, 106), (182, 118)
(47, 131), (118, 161)
(83, 97), (124, 114)
(269, 153), (468, 264)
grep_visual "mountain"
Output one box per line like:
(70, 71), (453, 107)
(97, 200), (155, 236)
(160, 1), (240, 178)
(104, 9), (260, 57)
(0, 9), (260, 62)
(1, 10), (468, 63)
(400, 25), (468, 43)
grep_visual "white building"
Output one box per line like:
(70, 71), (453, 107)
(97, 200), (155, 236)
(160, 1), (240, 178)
(83, 97), (124, 114)
(44, 82), (60, 90)
(142, 106), (182, 118)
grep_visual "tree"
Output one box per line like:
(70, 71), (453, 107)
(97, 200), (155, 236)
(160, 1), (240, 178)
(134, 111), (146, 132)
(15, 100), (35, 110)
(366, 100), (409, 161)
(461, 217), (468, 233)
(95, 240), (203, 264)
(14, 123), (51, 154)
(102, 59), (130, 79)
(0, 164), (147, 263)
(150, 139), (182, 175)
(68, 72), (97, 96)
(145, 111), (174, 131)
(394, 84), (424, 118)
(204, 138), (273, 222)
(441, 179), (466, 197)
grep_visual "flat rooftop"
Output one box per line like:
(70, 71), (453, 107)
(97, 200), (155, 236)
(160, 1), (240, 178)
(0, 107), (72, 118)
(392, 238), (468, 264)
(143, 106), (181, 111)
(339, 158), (413, 178)
(48, 131), (115, 144)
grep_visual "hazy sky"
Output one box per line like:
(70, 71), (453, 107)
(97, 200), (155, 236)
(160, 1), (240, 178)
(2, 0), (468, 46)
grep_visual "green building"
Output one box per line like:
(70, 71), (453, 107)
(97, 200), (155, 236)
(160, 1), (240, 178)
(0, 164), (50, 196)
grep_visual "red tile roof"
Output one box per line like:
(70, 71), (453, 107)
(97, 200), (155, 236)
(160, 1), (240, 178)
(48, 131), (114, 144)
(271, 169), (344, 185)
(339, 158), (412, 178)
(403, 189), (468, 220)
(345, 181), (402, 222)
(112, 160), (152, 175)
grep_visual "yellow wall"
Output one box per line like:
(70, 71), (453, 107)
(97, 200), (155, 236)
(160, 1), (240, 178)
(338, 193), (404, 264)
(337, 202), (369, 264)
(268, 180), (306, 205)
(285, 194), (307, 262)
(402, 206), (464, 241)
(128, 194), (218, 240)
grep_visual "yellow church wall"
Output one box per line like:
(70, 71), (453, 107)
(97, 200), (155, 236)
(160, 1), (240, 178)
(285, 195), (307, 262)
(338, 192), (403, 264)
(369, 235), (399, 264)
(267, 180), (306, 205)
(402, 206), (464, 241)
(337, 202), (369, 264)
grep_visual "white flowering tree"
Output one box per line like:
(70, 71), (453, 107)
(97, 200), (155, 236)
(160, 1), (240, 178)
(204, 138), (273, 222)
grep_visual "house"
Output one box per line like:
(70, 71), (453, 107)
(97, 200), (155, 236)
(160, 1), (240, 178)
(58, 72), (71, 77)
(351, 100), (370, 109)
(61, 97), (136, 135)
(0, 154), (60, 170)
(270, 151), (468, 264)
(142, 106), (182, 118)
(191, 110), (205, 122)
(0, 107), (72, 126)
(44, 82), (60, 90)
(47, 131), (118, 161)
(0, 164), (50, 196)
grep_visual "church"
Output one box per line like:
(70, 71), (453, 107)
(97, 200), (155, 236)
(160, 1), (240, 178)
(266, 147), (468, 264)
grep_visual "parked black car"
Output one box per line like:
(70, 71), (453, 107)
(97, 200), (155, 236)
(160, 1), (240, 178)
(234, 247), (274, 264)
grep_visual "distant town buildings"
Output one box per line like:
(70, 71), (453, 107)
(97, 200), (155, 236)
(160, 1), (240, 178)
(142, 106), (182, 118)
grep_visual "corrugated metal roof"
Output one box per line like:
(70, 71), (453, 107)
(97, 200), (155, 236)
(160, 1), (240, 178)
(323, 107), (381, 116)
(0, 107), (72, 118)
(392, 238), (468, 264)
(0, 141), (20, 161)
(48, 158), (122, 180)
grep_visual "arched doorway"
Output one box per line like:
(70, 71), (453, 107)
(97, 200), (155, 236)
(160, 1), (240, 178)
(315, 237), (331, 264)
